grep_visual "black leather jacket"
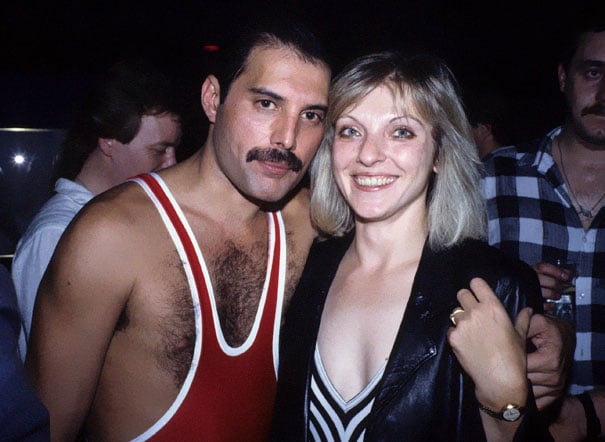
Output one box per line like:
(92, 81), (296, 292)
(272, 233), (552, 441)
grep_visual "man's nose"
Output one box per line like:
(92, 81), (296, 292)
(270, 115), (298, 150)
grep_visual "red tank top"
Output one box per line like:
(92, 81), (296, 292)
(131, 173), (285, 441)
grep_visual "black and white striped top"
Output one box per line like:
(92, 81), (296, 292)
(309, 345), (385, 441)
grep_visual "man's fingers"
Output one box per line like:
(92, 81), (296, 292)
(535, 394), (559, 411)
(533, 262), (573, 282)
(527, 370), (561, 386)
(514, 307), (533, 339)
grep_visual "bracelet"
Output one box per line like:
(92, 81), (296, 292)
(577, 391), (601, 440)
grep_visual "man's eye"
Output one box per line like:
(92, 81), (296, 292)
(258, 99), (276, 109)
(302, 111), (323, 122)
(151, 148), (167, 156)
(586, 69), (602, 80)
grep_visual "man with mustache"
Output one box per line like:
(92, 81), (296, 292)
(25, 19), (330, 441)
(481, 13), (605, 440)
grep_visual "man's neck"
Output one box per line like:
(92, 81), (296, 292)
(554, 128), (605, 227)
(74, 166), (109, 196)
(189, 147), (271, 226)
(556, 127), (605, 162)
(75, 148), (125, 196)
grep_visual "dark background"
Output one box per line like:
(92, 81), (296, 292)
(1, 0), (586, 138)
(0, 0), (601, 255)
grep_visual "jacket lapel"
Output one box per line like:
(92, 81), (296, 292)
(370, 242), (459, 417)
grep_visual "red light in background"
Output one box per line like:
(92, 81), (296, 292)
(203, 45), (220, 52)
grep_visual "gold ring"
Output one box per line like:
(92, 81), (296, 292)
(449, 307), (465, 326)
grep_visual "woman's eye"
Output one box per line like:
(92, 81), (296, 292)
(338, 127), (360, 138)
(394, 128), (413, 138)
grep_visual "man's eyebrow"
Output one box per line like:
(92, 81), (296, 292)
(306, 104), (328, 114)
(579, 59), (605, 68)
(249, 87), (283, 101)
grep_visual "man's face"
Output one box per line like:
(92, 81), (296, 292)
(112, 112), (181, 183)
(210, 46), (330, 203)
(560, 31), (605, 146)
(111, 113), (181, 184)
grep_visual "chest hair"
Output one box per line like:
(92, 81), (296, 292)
(133, 229), (303, 387)
(211, 239), (268, 347)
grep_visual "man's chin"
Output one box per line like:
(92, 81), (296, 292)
(244, 178), (305, 207)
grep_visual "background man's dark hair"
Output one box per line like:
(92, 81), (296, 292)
(466, 89), (514, 146)
(53, 58), (182, 182)
(214, 15), (331, 103)
(558, 2), (605, 72)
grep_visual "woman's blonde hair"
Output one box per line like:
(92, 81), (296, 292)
(310, 51), (486, 249)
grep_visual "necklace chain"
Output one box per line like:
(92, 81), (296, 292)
(557, 140), (605, 219)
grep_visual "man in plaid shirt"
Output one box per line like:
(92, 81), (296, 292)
(481, 14), (604, 440)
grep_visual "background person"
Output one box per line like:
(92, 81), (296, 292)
(480, 11), (605, 441)
(0, 263), (49, 441)
(466, 88), (514, 159)
(481, 14), (604, 395)
(11, 58), (182, 358)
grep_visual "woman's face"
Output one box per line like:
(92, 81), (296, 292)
(332, 85), (436, 224)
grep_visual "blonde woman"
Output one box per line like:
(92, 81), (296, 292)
(272, 52), (549, 441)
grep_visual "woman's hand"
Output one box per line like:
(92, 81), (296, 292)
(447, 277), (531, 411)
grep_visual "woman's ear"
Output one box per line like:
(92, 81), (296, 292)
(201, 75), (221, 123)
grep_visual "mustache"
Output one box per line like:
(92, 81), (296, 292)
(581, 103), (605, 117)
(246, 148), (303, 172)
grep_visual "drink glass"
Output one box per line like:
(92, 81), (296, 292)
(546, 259), (576, 323)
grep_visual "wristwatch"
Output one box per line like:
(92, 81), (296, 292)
(478, 403), (526, 422)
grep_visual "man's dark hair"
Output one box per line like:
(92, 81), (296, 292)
(53, 58), (182, 181)
(559, 2), (605, 72)
(214, 16), (331, 103)
(466, 89), (514, 146)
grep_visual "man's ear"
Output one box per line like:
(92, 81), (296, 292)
(201, 75), (221, 123)
(557, 63), (567, 93)
(98, 138), (115, 157)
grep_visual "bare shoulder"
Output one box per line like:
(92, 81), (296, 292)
(63, 182), (157, 248)
(279, 187), (317, 305)
(281, 187), (314, 241)
(74, 181), (151, 228)
(46, 181), (156, 302)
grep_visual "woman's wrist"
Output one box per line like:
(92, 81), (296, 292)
(475, 376), (529, 412)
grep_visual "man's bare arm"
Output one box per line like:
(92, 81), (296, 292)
(549, 390), (604, 441)
(25, 202), (134, 441)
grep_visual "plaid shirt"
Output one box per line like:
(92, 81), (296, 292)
(481, 127), (605, 394)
